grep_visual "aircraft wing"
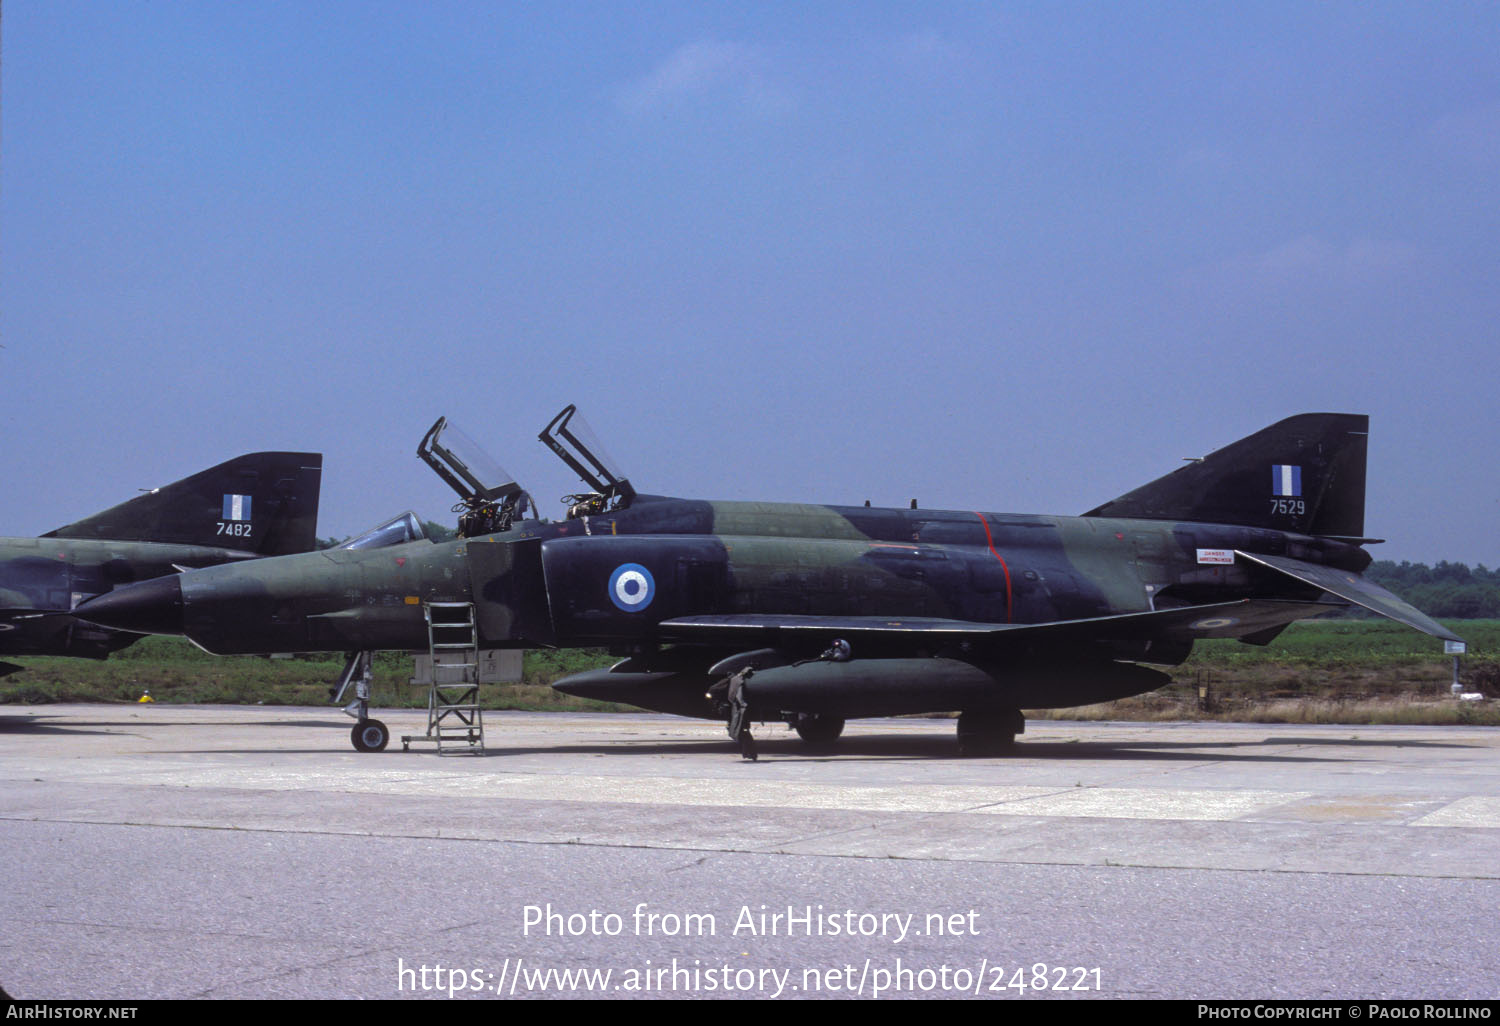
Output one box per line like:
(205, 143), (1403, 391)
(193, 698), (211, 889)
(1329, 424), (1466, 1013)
(658, 598), (1339, 649)
(1234, 551), (1463, 643)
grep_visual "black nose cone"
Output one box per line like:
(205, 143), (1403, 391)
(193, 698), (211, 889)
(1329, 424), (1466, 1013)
(75, 575), (184, 636)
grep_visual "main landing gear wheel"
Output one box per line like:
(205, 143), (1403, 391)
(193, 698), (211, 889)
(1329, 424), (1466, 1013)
(792, 714), (845, 746)
(956, 710), (1021, 757)
(351, 718), (390, 753)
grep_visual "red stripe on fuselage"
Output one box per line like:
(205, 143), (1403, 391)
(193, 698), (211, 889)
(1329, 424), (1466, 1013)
(973, 512), (1013, 623)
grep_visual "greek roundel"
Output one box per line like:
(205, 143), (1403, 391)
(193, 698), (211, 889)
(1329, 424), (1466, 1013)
(608, 563), (655, 612)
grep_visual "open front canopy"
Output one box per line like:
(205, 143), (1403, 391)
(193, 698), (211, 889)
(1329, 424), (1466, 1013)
(417, 417), (526, 506)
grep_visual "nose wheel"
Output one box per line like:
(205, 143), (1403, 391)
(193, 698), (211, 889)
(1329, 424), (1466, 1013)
(352, 719), (390, 752)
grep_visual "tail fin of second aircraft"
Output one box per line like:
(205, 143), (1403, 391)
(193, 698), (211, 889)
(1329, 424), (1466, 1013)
(43, 452), (324, 555)
(1083, 413), (1369, 538)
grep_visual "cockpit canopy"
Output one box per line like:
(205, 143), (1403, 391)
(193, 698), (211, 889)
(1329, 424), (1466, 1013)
(418, 418), (525, 506)
(539, 404), (636, 517)
(340, 511), (426, 550)
(418, 417), (533, 537)
(417, 406), (637, 534)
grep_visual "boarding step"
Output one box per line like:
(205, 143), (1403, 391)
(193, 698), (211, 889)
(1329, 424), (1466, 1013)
(402, 602), (485, 754)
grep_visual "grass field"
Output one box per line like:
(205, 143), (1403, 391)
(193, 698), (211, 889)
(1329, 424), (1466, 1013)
(2, 619), (1494, 726)
(1043, 618), (1497, 725)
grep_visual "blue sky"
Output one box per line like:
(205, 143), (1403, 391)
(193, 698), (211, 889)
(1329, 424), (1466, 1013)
(3, 2), (1497, 565)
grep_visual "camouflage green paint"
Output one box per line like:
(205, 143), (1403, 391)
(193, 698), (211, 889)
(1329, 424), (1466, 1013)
(74, 414), (1459, 734)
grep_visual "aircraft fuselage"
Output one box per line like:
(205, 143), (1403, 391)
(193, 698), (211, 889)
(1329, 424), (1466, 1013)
(70, 412), (1459, 752)
(80, 495), (1364, 658)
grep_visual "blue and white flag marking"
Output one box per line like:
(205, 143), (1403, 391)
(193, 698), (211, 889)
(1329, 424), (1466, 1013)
(1272, 465), (1302, 498)
(222, 494), (253, 521)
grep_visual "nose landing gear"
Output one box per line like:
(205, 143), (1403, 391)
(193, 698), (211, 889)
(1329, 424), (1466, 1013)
(334, 650), (389, 754)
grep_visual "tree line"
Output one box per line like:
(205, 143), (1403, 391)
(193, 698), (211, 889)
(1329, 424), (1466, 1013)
(1365, 560), (1500, 619)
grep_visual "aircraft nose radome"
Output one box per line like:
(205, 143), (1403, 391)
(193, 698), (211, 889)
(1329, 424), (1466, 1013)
(75, 575), (184, 636)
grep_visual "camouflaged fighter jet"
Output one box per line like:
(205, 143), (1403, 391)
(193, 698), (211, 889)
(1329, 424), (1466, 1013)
(0, 451), (322, 673)
(76, 408), (1460, 758)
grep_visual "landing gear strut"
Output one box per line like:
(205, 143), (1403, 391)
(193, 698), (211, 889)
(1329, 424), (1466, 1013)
(956, 708), (1024, 757)
(334, 651), (388, 754)
(725, 668), (757, 761)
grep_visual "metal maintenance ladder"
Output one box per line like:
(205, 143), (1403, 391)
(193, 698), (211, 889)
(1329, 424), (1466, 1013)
(401, 602), (485, 754)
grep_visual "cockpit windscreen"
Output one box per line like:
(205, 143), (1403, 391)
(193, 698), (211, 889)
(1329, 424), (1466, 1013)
(340, 512), (427, 550)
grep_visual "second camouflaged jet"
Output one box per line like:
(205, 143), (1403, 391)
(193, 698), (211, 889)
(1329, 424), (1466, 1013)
(2, 451), (322, 673)
(77, 408), (1460, 757)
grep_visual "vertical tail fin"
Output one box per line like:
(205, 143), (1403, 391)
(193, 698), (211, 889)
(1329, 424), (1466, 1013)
(1083, 414), (1368, 537)
(43, 452), (323, 555)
